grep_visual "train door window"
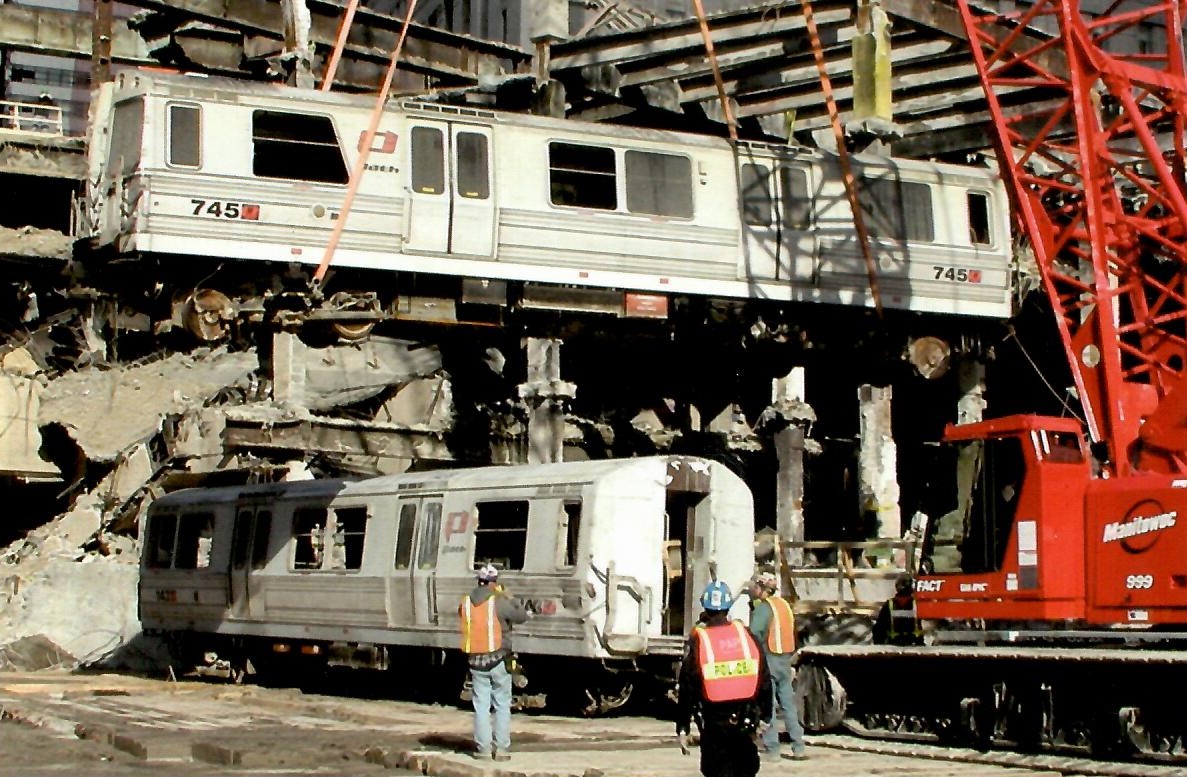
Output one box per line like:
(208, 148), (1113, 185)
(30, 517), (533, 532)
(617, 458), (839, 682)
(292, 507), (328, 570)
(251, 110), (348, 184)
(329, 507), (368, 570)
(556, 500), (582, 569)
(967, 191), (992, 245)
(109, 98), (144, 177)
(231, 511), (252, 570)
(549, 142), (617, 210)
(474, 500), (529, 571)
(625, 150), (693, 218)
(146, 513), (177, 569)
(779, 167), (811, 230)
(416, 502), (442, 570)
(411, 127), (445, 194)
(456, 131), (489, 199)
(250, 511), (272, 570)
(167, 104), (201, 168)
(740, 164), (773, 226)
(859, 177), (935, 242)
(394, 503), (417, 570)
(173, 512), (214, 569)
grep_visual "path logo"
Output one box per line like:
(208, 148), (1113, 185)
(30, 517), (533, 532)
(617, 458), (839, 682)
(1102, 509), (1176, 544)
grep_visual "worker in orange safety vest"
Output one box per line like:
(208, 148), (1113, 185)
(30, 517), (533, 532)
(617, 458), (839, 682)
(747, 571), (807, 761)
(676, 580), (773, 777)
(459, 564), (528, 762)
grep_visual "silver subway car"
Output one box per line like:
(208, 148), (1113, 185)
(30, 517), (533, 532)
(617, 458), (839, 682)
(80, 70), (1013, 327)
(139, 456), (754, 709)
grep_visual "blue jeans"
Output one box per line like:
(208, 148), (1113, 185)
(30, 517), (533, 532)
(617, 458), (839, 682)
(471, 661), (512, 754)
(762, 655), (805, 755)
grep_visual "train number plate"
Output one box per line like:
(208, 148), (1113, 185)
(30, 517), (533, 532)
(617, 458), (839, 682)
(932, 266), (982, 283)
(190, 199), (260, 220)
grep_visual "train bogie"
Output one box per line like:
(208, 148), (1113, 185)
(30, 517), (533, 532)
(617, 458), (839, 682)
(78, 70), (1014, 331)
(139, 456), (754, 704)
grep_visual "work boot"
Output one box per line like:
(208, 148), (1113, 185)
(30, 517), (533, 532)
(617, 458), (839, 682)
(493, 751), (511, 761)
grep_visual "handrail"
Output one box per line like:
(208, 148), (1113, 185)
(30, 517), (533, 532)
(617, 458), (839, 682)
(0, 100), (64, 137)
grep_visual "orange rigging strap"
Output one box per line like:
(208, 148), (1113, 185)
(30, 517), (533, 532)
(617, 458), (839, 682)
(313, 0), (420, 288)
(321, 0), (362, 90)
(690, 0), (738, 143)
(801, 0), (883, 318)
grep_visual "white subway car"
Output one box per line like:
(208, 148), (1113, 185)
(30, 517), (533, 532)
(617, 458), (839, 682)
(78, 69), (1013, 335)
(139, 456), (754, 710)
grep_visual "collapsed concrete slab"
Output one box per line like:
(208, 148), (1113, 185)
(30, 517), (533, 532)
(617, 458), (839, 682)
(39, 348), (258, 462)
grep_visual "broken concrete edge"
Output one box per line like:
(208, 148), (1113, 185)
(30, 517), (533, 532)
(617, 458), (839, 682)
(0, 698), (80, 737)
(364, 745), (603, 777)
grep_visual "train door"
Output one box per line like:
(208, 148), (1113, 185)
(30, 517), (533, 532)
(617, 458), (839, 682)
(387, 497), (443, 626)
(403, 121), (495, 257)
(738, 158), (816, 283)
(663, 493), (705, 636)
(229, 501), (272, 619)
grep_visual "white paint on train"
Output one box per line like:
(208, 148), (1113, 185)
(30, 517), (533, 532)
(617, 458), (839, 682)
(79, 70), (1014, 319)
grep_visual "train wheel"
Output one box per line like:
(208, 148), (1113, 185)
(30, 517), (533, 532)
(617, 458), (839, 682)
(184, 289), (235, 342)
(330, 320), (376, 342)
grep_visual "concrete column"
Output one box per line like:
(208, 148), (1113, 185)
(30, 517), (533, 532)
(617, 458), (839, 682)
(956, 357), (987, 426)
(271, 331), (308, 407)
(851, 0), (893, 122)
(858, 384), (900, 540)
(517, 338), (575, 465)
(764, 368), (816, 567)
(281, 0), (314, 88)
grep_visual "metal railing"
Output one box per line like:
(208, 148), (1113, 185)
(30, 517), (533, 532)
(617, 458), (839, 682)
(0, 100), (64, 136)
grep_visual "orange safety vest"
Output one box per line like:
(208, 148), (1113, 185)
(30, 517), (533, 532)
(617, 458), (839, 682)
(694, 621), (761, 702)
(459, 596), (503, 654)
(765, 596), (797, 654)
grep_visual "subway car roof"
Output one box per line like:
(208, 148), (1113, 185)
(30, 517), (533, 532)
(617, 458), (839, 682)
(149, 455), (733, 510)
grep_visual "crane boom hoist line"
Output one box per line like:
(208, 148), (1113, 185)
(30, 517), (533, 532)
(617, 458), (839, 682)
(955, 0), (1187, 476)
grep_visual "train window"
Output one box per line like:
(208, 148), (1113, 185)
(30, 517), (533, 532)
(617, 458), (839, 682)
(549, 142), (617, 210)
(231, 511), (252, 570)
(474, 500), (528, 571)
(251, 110), (348, 184)
(416, 502), (442, 569)
(967, 191), (992, 245)
(456, 132), (489, 199)
(741, 164), (773, 226)
(394, 503), (417, 570)
(625, 151), (693, 218)
(292, 507), (328, 570)
(859, 177), (935, 242)
(250, 511), (272, 570)
(167, 104), (201, 168)
(173, 512), (214, 569)
(779, 167), (811, 230)
(146, 513), (177, 569)
(558, 500), (582, 568)
(412, 127), (445, 194)
(109, 98), (144, 177)
(329, 507), (367, 570)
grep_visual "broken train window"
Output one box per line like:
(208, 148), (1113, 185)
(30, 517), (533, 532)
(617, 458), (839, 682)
(292, 507), (328, 570)
(146, 513), (177, 569)
(549, 142), (617, 210)
(474, 500), (529, 571)
(145, 511), (213, 569)
(251, 110), (348, 184)
(557, 500), (582, 569)
(329, 506), (368, 570)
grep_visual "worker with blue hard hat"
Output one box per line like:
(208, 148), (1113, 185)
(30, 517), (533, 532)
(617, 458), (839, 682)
(675, 580), (772, 777)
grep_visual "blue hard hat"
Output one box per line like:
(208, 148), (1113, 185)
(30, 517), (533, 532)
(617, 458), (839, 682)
(700, 581), (734, 612)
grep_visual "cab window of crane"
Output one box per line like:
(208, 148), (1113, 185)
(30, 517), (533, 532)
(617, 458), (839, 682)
(412, 127), (445, 195)
(415, 502), (442, 569)
(625, 151), (693, 218)
(557, 500), (582, 568)
(926, 437), (1023, 575)
(394, 503), (417, 570)
(109, 98), (144, 177)
(173, 512), (214, 569)
(292, 507), (328, 570)
(166, 103), (201, 168)
(329, 507), (368, 570)
(251, 110), (348, 184)
(780, 166), (811, 230)
(967, 191), (992, 245)
(549, 142), (617, 210)
(474, 500), (529, 571)
(859, 176), (935, 242)
(1041, 431), (1084, 464)
(741, 164), (773, 226)
(456, 131), (489, 199)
